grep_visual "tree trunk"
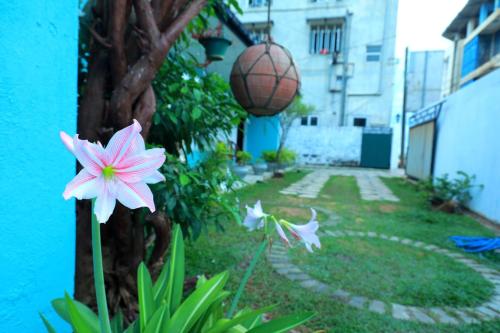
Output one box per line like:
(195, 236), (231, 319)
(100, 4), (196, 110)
(74, 0), (206, 321)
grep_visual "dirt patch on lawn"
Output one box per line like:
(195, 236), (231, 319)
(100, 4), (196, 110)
(379, 204), (397, 213)
(272, 206), (310, 220)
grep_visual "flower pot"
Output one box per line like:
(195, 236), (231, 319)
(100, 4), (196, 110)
(199, 37), (232, 61)
(232, 164), (252, 178)
(278, 162), (293, 170)
(267, 162), (279, 172)
(253, 162), (268, 175)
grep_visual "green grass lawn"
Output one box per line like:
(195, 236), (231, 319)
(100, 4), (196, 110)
(184, 170), (500, 332)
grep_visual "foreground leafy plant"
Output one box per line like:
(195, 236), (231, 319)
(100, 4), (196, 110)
(421, 171), (483, 213)
(42, 225), (314, 333)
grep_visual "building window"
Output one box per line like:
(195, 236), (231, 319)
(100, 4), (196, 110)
(249, 0), (270, 8)
(353, 118), (367, 127)
(301, 116), (318, 126)
(247, 26), (268, 43)
(366, 45), (382, 62)
(310, 23), (343, 54)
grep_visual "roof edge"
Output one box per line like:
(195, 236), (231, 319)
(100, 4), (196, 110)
(215, 3), (255, 47)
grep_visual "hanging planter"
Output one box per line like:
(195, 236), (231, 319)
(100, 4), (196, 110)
(193, 23), (232, 62)
(230, 42), (300, 117)
(199, 36), (232, 61)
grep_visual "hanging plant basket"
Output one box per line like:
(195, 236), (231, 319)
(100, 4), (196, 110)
(199, 37), (232, 61)
(230, 42), (300, 117)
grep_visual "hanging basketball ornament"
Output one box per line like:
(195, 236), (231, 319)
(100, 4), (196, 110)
(230, 2), (300, 117)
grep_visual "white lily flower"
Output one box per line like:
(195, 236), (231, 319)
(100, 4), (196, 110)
(243, 200), (267, 231)
(287, 209), (321, 252)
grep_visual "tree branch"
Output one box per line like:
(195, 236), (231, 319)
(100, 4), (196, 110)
(160, 0), (205, 47)
(86, 24), (112, 48)
(109, 0), (206, 129)
(133, 0), (160, 42)
(108, 0), (131, 86)
(158, 0), (190, 32)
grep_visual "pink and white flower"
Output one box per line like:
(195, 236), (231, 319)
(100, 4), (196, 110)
(243, 200), (267, 231)
(286, 209), (321, 253)
(61, 120), (166, 223)
(243, 201), (321, 252)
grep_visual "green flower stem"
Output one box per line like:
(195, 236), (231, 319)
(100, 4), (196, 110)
(91, 200), (112, 333)
(228, 239), (268, 318)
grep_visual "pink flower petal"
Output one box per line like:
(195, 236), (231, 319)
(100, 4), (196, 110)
(63, 170), (103, 200)
(94, 185), (117, 223)
(274, 222), (290, 246)
(60, 131), (74, 153)
(143, 170), (166, 184)
(73, 135), (106, 176)
(104, 119), (142, 165)
(114, 148), (166, 183)
(116, 181), (155, 212)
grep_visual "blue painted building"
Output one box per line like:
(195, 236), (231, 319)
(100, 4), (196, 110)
(0, 1), (78, 332)
(443, 0), (500, 92)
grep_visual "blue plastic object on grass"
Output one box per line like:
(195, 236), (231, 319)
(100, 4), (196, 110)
(450, 236), (500, 252)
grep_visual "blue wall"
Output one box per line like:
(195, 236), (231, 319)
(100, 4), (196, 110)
(244, 116), (280, 161)
(0, 1), (78, 332)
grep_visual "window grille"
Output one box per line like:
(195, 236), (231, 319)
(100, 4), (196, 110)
(249, 0), (270, 8)
(310, 24), (343, 54)
(247, 26), (268, 43)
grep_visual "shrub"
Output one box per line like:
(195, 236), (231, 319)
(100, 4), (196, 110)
(261, 150), (278, 163)
(422, 171), (483, 213)
(236, 150), (253, 165)
(279, 148), (297, 164)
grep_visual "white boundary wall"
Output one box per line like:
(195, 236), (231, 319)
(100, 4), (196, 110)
(434, 69), (500, 224)
(287, 125), (363, 165)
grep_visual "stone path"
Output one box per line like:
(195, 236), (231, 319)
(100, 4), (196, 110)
(280, 167), (400, 201)
(267, 221), (500, 325)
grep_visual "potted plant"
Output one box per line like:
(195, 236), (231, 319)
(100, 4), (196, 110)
(232, 150), (253, 178)
(253, 158), (268, 175)
(278, 148), (297, 169)
(193, 23), (232, 61)
(262, 150), (278, 172)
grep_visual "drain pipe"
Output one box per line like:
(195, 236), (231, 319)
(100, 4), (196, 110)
(339, 11), (353, 126)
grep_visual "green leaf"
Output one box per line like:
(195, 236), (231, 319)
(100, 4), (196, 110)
(179, 173), (191, 186)
(153, 258), (170, 303)
(163, 272), (229, 333)
(51, 296), (99, 333)
(110, 311), (124, 333)
(206, 305), (276, 333)
(193, 89), (202, 101)
(138, 262), (155, 331)
(156, 224), (185, 315)
(144, 304), (170, 333)
(63, 293), (100, 333)
(247, 312), (315, 333)
(190, 290), (230, 333)
(123, 321), (139, 333)
(39, 312), (57, 333)
(192, 106), (202, 120)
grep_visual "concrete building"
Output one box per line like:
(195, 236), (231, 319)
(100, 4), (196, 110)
(237, 0), (399, 165)
(442, 0), (500, 94)
(406, 50), (446, 114)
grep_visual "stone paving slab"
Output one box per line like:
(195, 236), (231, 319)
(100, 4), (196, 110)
(279, 168), (400, 201)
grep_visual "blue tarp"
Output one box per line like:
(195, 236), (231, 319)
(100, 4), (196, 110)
(450, 236), (500, 253)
